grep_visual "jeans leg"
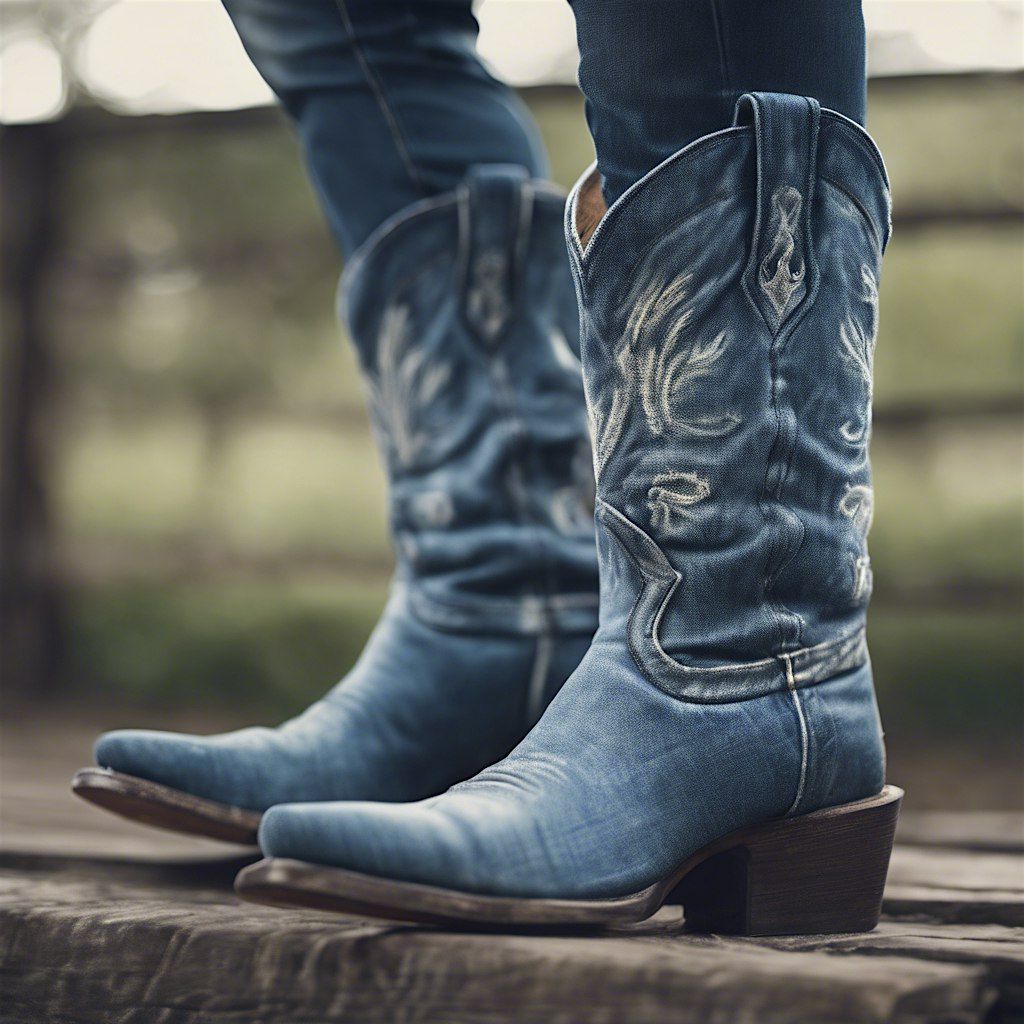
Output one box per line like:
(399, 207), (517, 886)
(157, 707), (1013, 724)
(567, 0), (866, 205)
(222, 0), (549, 254)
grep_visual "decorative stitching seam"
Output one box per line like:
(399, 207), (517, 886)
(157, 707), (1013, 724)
(820, 177), (885, 252)
(598, 499), (866, 702)
(569, 111), (888, 269)
(572, 129), (750, 264)
(744, 97), (819, 653)
(464, 180), (560, 636)
(340, 196), (459, 325)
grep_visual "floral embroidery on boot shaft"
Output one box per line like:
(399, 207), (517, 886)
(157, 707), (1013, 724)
(647, 472), (711, 532)
(852, 554), (873, 603)
(759, 185), (806, 319)
(370, 304), (452, 469)
(466, 249), (511, 341)
(587, 346), (631, 480)
(838, 264), (879, 449)
(839, 483), (874, 535)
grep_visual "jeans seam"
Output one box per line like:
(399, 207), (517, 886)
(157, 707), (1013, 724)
(709, 0), (732, 101)
(332, 0), (427, 198)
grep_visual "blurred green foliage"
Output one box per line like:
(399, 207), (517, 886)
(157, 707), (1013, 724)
(68, 582), (1022, 746)
(26, 76), (1024, 743)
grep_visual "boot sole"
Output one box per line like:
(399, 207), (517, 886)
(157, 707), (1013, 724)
(234, 785), (902, 933)
(71, 767), (261, 845)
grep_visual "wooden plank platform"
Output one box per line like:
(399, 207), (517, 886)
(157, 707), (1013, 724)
(1, 717), (1021, 1023)
(0, 853), (1003, 1024)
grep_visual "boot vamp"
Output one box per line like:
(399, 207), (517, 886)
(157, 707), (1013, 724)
(258, 641), (808, 899)
(94, 604), (589, 813)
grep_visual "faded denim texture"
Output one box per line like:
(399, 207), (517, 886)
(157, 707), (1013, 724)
(259, 94), (891, 897)
(220, 0), (547, 254)
(568, 0), (867, 206)
(95, 167), (598, 811)
(343, 165), (599, 637)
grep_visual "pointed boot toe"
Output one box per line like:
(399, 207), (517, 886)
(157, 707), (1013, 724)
(75, 731), (262, 844)
(241, 800), (483, 920)
(257, 801), (441, 871)
(93, 729), (205, 782)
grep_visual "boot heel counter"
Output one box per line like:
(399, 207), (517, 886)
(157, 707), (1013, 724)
(792, 660), (886, 815)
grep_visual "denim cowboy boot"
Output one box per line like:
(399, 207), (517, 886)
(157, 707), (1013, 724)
(73, 166), (599, 843)
(237, 94), (902, 934)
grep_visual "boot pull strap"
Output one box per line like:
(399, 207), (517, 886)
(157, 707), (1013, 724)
(734, 92), (820, 332)
(458, 164), (533, 347)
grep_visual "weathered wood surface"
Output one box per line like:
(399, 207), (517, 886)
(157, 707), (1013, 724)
(886, 847), (1024, 927)
(1, 835), (1021, 1024)
(0, 854), (1002, 1024)
(897, 813), (1024, 854)
(1, 726), (1021, 1024)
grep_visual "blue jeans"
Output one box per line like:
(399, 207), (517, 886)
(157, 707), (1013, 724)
(222, 0), (547, 254)
(569, 0), (866, 205)
(221, 0), (865, 250)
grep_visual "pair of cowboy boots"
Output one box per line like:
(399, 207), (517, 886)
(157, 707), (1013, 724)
(76, 93), (900, 932)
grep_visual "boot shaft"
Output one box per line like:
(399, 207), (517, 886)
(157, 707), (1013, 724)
(566, 93), (891, 700)
(342, 165), (599, 636)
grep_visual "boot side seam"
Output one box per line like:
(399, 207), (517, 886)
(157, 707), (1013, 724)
(738, 95), (822, 653)
(456, 177), (569, 634)
(782, 652), (809, 816)
(524, 632), (555, 728)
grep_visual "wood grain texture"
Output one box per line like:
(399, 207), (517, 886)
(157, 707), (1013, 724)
(0, 854), (1005, 1024)
(897, 813), (1024, 854)
(885, 847), (1024, 926)
(696, 923), (1024, 1024)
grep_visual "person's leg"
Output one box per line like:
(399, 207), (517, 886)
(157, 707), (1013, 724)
(222, 0), (548, 254)
(570, 0), (866, 206)
(239, 1), (901, 932)
(75, 0), (599, 840)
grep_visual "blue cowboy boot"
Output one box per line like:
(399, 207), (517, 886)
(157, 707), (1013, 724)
(73, 166), (599, 844)
(238, 94), (902, 934)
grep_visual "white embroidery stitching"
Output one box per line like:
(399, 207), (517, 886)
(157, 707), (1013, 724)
(759, 185), (805, 319)
(370, 304), (452, 468)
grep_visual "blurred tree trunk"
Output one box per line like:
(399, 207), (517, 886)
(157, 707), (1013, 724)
(1, 123), (64, 700)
